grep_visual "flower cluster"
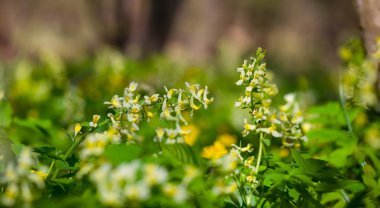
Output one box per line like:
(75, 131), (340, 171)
(227, 144), (258, 185)
(102, 82), (213, 144)
(342, 39), (380, 108)
(234, 48), (278, 137)
(104, 82), (156, 142)
(79, 129), (121, 160)
(0, 148), (46, 207)
(155, 83), (213, 144)
(235, 48), (306, 147)
(87, 161), (199, 207)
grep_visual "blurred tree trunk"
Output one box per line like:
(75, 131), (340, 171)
(355, 0), (380, 93)
(355, 0), (380, 54)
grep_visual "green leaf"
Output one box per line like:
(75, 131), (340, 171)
(55, 160), (78, 171)
(306, 129), (348, 143)
(104, 144), (142, 165)
(315, 180), (364, 192)
(51, 178), (75, 185)
(162, 143), (198, 165)
(291, 150), (309, 172)
(0, 101), (12, 127)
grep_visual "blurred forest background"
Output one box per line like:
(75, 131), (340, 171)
(0, 0), (360, 72)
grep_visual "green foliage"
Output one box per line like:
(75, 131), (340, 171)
(0, 41), (380, 207)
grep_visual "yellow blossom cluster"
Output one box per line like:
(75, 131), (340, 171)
(235, 48), (306, 147)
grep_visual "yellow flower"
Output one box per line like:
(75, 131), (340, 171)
(189, 97), (201, 110)
(156, 128), (165, 141)
(240, 144), (253, 152)
(246, 175), (255, 183)
(216, 134), (237, 146)
(31, 170), (48, 179)
(279, 148), (290, 157)
(244, 156), (254, 167)
(201, 141), (228, 160)
(182, 125), (199, 146)
(111, 96), (122, 108)
(74, 123), (82, 137)
(89, 115), (101, 128)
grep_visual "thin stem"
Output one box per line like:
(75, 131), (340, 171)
(255, 133), (264, 174)
(339, 77), (353, 136)
(52, 136), (86, 179)
(234, 175), (247, 207)
(63, 136), (86, 161)
(339, 189), (350, 203)
(46, 159), (55, 179)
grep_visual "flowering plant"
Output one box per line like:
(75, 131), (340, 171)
(0, 45), (379, 207)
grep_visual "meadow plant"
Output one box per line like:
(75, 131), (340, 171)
(0, 45), (379, 207)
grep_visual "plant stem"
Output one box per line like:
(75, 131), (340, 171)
(46, 159), (55, 179)
(338, 78), (353, 136)
(51, 136), (86, 179)
(255, 133), (264, 174)
(339, 189), (350, 203)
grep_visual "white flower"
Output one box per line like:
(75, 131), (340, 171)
(163, 183), (187, 203)
(89, 115), (101, 128)
(242, 119), (256, 137)
(144, 164), (168, 186)
(124, 181), (150, 201)
(127, 82), (138, 92)
(113, 161), (140, 182)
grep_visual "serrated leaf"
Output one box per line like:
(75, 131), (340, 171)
(291, 150), (309, 172)
(162, 143), (198, 165)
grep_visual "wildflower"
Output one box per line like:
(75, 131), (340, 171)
(89, 115), (101, 128)
(164, 86), (177, 99)
(242, 119), (256, 137)
(246, 175), (256, 183)
(113, 161), (140, 182)
(163, 183), (187, 203)
(244, 156), (254, 167)
(202, 86), (214, 108)
(30, 170), (48, 180)
(126, 81), (138, 92)
(182, 125), (199, 146)
(105, 95), (122, 108)
(189, 96), (201, 110)
(146, 111), (154, 121)
(216, 153), (238, 172)
(144, 94), (159, 105)
(155, 128), (165, 142)
(213, 179), (237, 195)
(160, 97), (176, 121)
(183, 165), (199, 184)
(124, 181), (150, 201)
(79, 133), (110, 159)
(216, 134), (237, 146)
(201, 141), (228, 160)
(257, 124), (282, 138)
(0, 148), (45, 207)
(144, 164), (168, 186)
(232, 144), (253, 153)
(74, 123), (82, 137)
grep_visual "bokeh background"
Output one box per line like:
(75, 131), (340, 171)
(0, 0), (358, 66)
(0, 0), (367, 149)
